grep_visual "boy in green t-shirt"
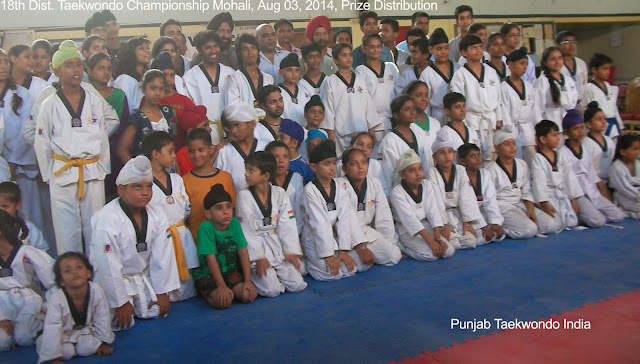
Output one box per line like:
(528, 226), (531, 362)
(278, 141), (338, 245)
(194, 183), (257, 309)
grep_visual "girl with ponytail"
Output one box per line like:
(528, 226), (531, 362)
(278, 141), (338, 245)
(533, 46), (578, 132)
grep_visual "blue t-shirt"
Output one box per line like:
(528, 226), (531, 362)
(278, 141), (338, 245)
(289, 156), (315, 185)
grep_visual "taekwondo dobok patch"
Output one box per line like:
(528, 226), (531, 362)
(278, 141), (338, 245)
(23, 255), (32, 264)
(104, 244), (111, 253)
(288, 210), (295, 219)
(166, 228), (172, 239)
(38, 129), (43, 135)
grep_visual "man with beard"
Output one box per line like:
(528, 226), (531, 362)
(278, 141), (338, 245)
(257, 23), (290, 85)
(255, 85), (285, 143)
(205, 12), (239, 70)
(275, 19), (301, 56)
(299, 15), (336, 76)
(101, 10), (124, 67)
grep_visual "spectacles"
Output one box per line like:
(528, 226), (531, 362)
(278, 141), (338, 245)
(560, 40), (578, 45)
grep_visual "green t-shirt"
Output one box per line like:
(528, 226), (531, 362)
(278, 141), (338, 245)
(193, 218), (247, 280)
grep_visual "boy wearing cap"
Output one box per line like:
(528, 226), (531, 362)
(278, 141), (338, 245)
(302, 139), (370, 281)
(501, 47), (540, 167)
(428, 133), (487, 248)
(450, 34), (503, 162)
(559, 110), (625, 227)
(279, 53), (310, 126)
(485, 128), (561, 238)
(299, 96), (326, 160)
(390, 149), (456, 261)
(321, 43), (379, 155)
(279, 119), (314, 184)
(143, 132), (198, 302)
(420, 29), (460, 123)
(90, 156), (180, 330)
(34, 40), (119, 255)
(305, 129), (328, 155)
(255, 85), (284, 143)
(184, 30), (235, 146)
(237, 152), (307, 297)
(214, 103), (268, 192)
(194, 183), (257, 309)
(298, 43), (326, 99)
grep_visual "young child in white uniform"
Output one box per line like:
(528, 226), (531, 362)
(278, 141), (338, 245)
(36, 252), (114, 363)
(237, 152), (306, 297)
(339, 148), (402, 267)
(298, 43), (327, 99)
(403, 80), (441, 148)
(143, 132), (198, 302)
(582, 53), (624, 140)
(279, 53), (311, 126)
(265, 141), (305, 235)
(225, 34), (274, 108)
(428, 133), (488, 248)
(420, 29), (460, 123)
(34, 40), (119, 255)
(556, 31), (589, 107)
(437, 92), (481, 152)
(582, 101), (616, 184)
(90, 156), (180, 331)
(390, 150), (456, 261)
(560, 110), (625, 227)
(0, 210), (55, 351)
(336, 132), (388, 196)
(302, 139), (369, 281)
(609, 135), (640, 219)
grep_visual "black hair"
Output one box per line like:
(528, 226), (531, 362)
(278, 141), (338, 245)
(359, 11), (378, 27)
(486, 32), (505, 47)
(207, 12), (234, 31)
(468, 23), (486, 35)
(457, 143), (480, 159)
(245, 151), (276, 177)
(86, 52), (111, 71)
(31, 39), (52, 55)
(614, 134), (640, 162)
(301, 42), (321, 58)
(53, 252), (94, 288)
(403, 80), (429, 97)
(460, 34), (482, 52)
(81, 35), (105, 53)
(274, 18), (294, 31)
(390, 94), (415, 128)
(115, 37), (150, 81)
(0, 182), (21, 204)
(349, 132), (374, 147)
(235, 33), (260, 67)
(554, 30), (576, 45)
(0, 209), (27, 248)
(411, 12), (430, 24)
(535, 119), (560, 142)
(151, 36), (177, 59)
(541, 46), (563, 106)
(500, 23), (520, 36)
(341, 147), (368, 166)
(443, 92), (466, 109)
(429, 28), (449, 47)
(380, 18), (399, 33)
(160, 19), (181, 36)
(186, 127), (212, 147)
(455, 5), (473, 19)
(194, 30), (222, 50)
(332, 43), (352, 59)
(257, 84), (281, 105)
(409, 38), (429, 56)
(0, 50), (25, 116)
(141, 131), (174, 160)
(589, 53), (613, 70)
(584, 101), (604, 123)
(332, 29), (352, 45)
(406, 28), (426, 43)
(265, 140), (289, 155)
(362, 33), (382, 48)
(141, 69), (166, 89)
(8, 44), (30, 61)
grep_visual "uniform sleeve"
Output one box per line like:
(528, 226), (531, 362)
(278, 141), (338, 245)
(562, 155), (585, 199)
(149, 209), (180, 295)
(425, 181), (446, 228)
(582, 85), (595, 109)
(34, 99), (54, 183)
(293, 177), (304, 233)
(391, 187), (425, 236)
(364, 91), (380, 130)
(24, 89), (53, 146)
(27, 246), (55, 290)
(380, 138), (400, 190)
(523, 58), (536, 84)
(26, 223), (49, 252)
(224, 74), (241, 107)
(458, 168), (485, 225)
(500, 83), (513, 127)
(533, 78), (548, 119)
(531, 155), (550, 203)
(520, 161), (535, 202)
(481, 170), (504, 225)
(335, 183), (366, 250)
(90, 283), (115, 344)
(450, 71), (465, 96)
(320, 79), (335, 131)
(235, 191), (266, 261)
(371, 179), (396, 238)
(37, 292), (64, 364)
(90, 217), (131, 309)
(610, 161), (640, 201)
(276, 190), (303, 256)
(303, 185), (338, 258)
(426, 169), (448, 224)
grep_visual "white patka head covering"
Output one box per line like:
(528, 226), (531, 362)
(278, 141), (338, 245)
(431, 132), (456, 153)
(493, 125), (515, 146)
(396, 149), (422, 172)
(116, 155), (153, 185)
(222, 102), (265, 123)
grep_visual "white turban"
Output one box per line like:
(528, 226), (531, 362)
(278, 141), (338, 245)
(222, 102), (265, 123)
(493, 125), (515, 146)
(116, 155), (153, 185)
(396, 149), (422, 172)
(431, 132), (456, 153)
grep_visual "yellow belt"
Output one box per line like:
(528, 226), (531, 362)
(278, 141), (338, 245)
(52, 153), (99, 199)
(169, 220), (189, 281)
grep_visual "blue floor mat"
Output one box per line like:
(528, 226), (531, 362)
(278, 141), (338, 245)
(4, 220), (640, 364)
